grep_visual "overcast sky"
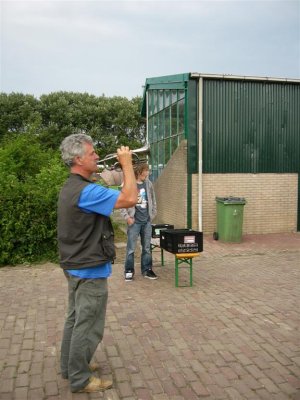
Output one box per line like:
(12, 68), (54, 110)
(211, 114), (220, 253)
(1, 0), (299, 99)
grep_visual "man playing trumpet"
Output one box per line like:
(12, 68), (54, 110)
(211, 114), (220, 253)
(57, 133), (137, 393)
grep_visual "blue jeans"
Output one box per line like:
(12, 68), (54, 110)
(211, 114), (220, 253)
(124, 220), (153, 274)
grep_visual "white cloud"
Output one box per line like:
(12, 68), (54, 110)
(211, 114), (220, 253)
(2, 1), (131, 40)
(1, 0), (299, 98)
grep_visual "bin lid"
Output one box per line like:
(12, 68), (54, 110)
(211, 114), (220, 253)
(216, 196), (246, 204)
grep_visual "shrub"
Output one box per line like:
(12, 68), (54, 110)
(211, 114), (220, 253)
(0, 135), (68, 266)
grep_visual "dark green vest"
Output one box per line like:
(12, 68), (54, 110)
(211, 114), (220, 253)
(57, 174), (115, 270)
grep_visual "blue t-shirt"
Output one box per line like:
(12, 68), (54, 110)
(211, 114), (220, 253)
(67, 183), (119, 279)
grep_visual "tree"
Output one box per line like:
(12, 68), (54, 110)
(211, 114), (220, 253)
(0, 92), (146, 266)
(0, 93), (40, 139)
(0, 92), (146, 153)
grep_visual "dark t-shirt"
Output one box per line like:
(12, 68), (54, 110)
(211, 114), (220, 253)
(134, 182), (149, 223)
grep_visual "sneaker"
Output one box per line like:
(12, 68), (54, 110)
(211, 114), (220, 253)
(125, 271), (134, 281)
(77, 376), (112, 393)
(143, 270), (158, 280)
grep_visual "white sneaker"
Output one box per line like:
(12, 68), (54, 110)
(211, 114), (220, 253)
(125, 271), (134, 281)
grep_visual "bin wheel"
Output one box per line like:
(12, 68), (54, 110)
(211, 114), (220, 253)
(213, 232), (219, 240)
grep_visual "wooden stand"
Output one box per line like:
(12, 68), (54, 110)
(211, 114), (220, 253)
(175, 253), (200, 287)
(151, 239), (200, 287)
(150, 239), (164, 266)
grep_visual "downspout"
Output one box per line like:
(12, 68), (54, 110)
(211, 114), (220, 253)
(198, 77), (203, 232)
(185, 81), (192, 228)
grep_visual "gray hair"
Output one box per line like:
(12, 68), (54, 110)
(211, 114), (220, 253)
(60, 133), (94, 166)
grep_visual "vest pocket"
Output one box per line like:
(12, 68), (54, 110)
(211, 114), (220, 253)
(101, 230), (116, 260)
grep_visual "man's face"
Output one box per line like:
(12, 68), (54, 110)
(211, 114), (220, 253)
(76, 143), (99, 173)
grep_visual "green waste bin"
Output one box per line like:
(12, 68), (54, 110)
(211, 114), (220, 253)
(214, 197), (246, 243)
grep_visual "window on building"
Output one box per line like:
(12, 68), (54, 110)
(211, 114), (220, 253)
(147, 88), (185, 181)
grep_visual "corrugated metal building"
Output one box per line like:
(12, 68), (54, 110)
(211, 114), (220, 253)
(141, 73), (300, 234)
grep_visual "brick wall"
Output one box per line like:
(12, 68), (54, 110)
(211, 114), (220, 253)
(153, 140), (188, 228)
(200, 173), (298, 234)
(153, 142), (298, 234)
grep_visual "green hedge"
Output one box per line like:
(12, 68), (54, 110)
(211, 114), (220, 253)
(0, 135), (68, 266)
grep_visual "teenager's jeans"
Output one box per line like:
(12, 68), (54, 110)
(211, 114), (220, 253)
(124, 220), (153, 274)
(60, 273), (108, 392)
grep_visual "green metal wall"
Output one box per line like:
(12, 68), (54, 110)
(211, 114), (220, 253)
(187, 79), (198, 174)
(142, 74), (300, 230)
(202, 79), (300, 174)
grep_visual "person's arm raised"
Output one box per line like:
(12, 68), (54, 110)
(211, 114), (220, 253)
(114, 146), (138, 209)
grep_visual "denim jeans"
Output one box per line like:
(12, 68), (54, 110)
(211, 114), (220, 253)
(60, 273), (108, 392)
(124, 220), (153, 274)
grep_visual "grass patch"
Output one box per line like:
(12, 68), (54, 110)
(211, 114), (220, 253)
(113, 223), (127, 242)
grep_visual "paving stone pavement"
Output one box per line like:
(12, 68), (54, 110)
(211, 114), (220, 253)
(0, 233), (299, 400)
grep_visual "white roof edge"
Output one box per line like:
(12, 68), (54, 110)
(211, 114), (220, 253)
(189, 72), (300, 83)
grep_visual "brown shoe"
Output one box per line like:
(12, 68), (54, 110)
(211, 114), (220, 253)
(78, 376), (112, 393)
(89, 362), (100, 372)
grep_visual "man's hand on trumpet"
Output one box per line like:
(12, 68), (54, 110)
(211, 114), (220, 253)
(116, 146), (133, 170)
(114, 146), (138, 208)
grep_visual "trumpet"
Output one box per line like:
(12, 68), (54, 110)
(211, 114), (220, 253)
(97, 145), (150, 171)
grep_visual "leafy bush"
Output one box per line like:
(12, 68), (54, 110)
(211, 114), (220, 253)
(0, 135), (68, 266)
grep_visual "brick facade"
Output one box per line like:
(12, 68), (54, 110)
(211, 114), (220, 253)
(195, 173), (298, 234)
(153, 141), (298, 234)
(153, 141), (188, 228)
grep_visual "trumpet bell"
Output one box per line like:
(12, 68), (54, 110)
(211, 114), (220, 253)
(132, 144), (150, 156)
